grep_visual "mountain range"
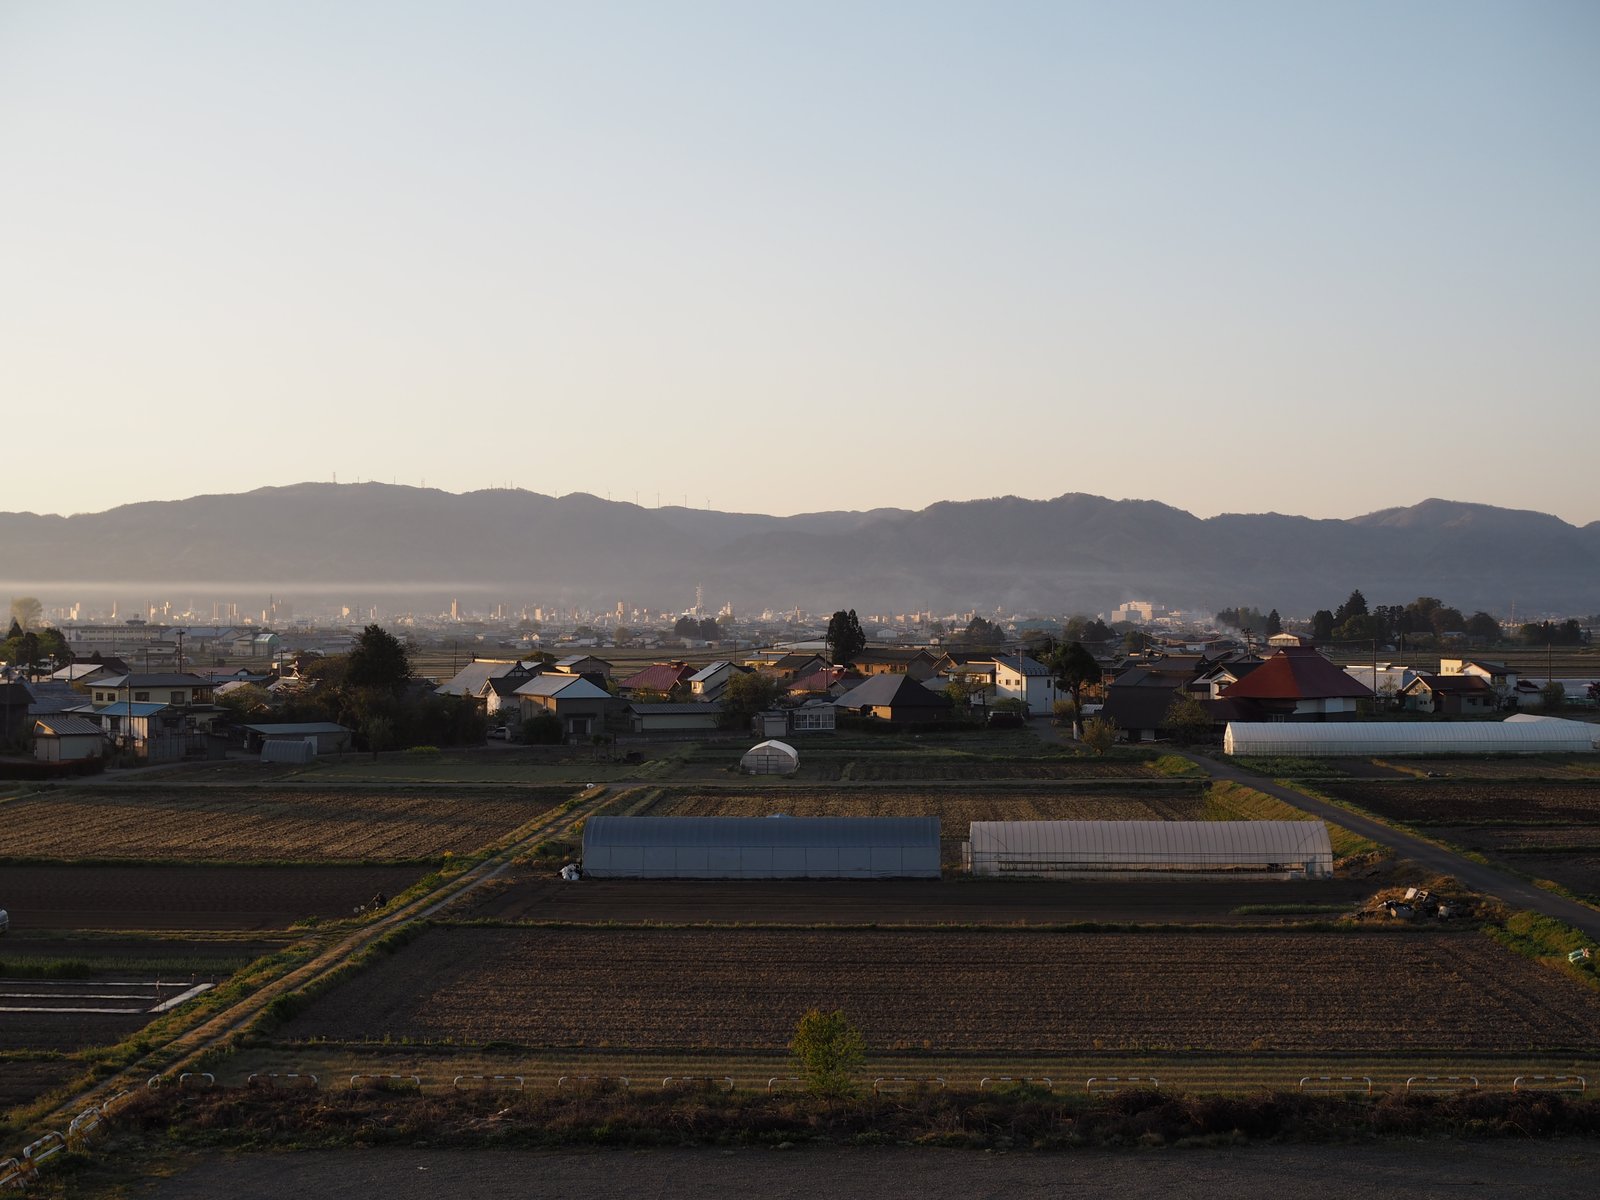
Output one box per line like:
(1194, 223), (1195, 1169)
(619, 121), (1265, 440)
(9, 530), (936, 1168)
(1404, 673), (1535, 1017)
(1, 485), (1596, 616)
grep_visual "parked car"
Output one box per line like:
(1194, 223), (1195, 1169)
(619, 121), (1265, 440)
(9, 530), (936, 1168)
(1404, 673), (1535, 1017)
(487, 727), (509, 741)
(0, 909), (9, 935)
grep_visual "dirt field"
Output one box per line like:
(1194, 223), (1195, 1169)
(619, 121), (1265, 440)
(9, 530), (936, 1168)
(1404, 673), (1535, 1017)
(1326, 780), (1600, 826)
(462, 874), (1375, 925)
(119, 1143), (1600, 1200)
(0, 786), (572, 861)
(610, 786), (1206, 862)
(283, 926), (1600, 1053)
(1381, 756), (1600, 781)
(2, 864), (426, 930)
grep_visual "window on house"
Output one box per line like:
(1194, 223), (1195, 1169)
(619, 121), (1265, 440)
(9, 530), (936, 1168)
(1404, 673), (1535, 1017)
(134, 692), (150, 702)
(171, 691), (185, 704)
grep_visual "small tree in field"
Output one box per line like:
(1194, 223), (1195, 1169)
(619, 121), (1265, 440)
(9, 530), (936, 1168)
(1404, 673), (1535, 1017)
(1081, 714), (1118, 756)
(790, 1008), (865, 1099)
(1541, 681), (1566, 712)
(1163, 693), (1212, 746)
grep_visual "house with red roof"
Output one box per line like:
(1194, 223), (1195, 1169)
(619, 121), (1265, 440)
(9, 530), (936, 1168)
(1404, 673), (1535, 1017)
(617, 661), (697, 699)
(1220, 646), (1373, 722)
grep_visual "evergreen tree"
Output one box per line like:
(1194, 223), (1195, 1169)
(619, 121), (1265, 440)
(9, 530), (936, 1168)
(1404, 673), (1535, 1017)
(825, 609), (867, 664)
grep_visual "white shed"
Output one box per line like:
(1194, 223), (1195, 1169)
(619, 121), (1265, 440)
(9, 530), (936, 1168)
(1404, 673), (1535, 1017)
(31, 716), (108, 763)
(965, 820), (1334, 880)
(582, 816), (941, 879)
(1223, 718), (1599, 757)
(740, 739), (799, 775)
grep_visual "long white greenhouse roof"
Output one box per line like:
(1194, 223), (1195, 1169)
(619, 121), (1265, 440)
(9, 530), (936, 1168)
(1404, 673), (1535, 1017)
(1224, 719), (1599, 756)
(966, 820), (1331, 866)
(583, 815), (939, 849)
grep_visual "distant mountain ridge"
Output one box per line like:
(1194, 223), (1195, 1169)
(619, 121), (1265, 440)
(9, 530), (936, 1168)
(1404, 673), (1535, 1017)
(1, 484), (1595, 614)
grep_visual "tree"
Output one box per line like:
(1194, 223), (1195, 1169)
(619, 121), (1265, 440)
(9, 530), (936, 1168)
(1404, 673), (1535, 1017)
(1047, 641), (1100, 736)
(824, 609), (867, 664)
(1310, 610), (1336, 641)
(1465, 612), (1501, 644)
(9, 596), (42, 631)
(719, 670), (781, 729)
(363, 714), (396, 760)
(1265, 609), (1283, 637)
(1081, 714), (1118, 756)
(789, 1008), (865, 1099)
(1163, 693), (1212, 746)
(216, 683), (274, 720)
(347, 625), (411, 692)
(1541, 681), (1566, 712)
(1063, 615), (1115, 645)
(944, 672), (991, 711)
(613, 626), (634, 646)
(956, 616), (1006, 648)
(1333, 590), (1368, 626)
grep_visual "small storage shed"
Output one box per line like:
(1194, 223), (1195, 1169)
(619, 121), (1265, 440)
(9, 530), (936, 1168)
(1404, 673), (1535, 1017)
(31, 716), (108, 762)
(965, 820), (1334, 880)
(740, 739), (799, 775)
(1223, 718), (1599, 757)
(582, 816), (941, 879)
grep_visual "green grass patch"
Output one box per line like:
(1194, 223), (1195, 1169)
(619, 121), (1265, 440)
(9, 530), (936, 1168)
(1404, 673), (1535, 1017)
(1202, 781), (1381, 860)
(1149, 754), (1204, 778)
(1228, 904), (1356, 917)
(1484, 910), (1599, 990)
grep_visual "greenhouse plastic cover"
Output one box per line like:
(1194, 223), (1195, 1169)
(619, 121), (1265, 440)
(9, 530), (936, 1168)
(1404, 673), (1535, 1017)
(582, 816), (941, 879)
(966, 820), (1333, 878)
(1224, 718), (1599, 756)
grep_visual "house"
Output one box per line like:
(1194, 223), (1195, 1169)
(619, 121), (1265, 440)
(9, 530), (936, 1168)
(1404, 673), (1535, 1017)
(687, 660), (749, 702)
(1193, 658), (1264, 700)
(626, 702), (723, 735)
(1268, 632), (1315, 649)
(89, 673), (215, 708)
(31, 715), (107, 762)
(1439, 659), (1519, 706)
(514, 674), (613, 739)
(992, 655), (1059, 716)
(835, 674), (955, 723)
(239, 722), (353, 754)
(436, 660), (540, 711)
(1220, 646), (1373, 721)
(1400, 674), (1497, 716)
(845, 647), (940, 681)
(786, 666), (859, 699)
(1099, 667), (1187, 742)
(552, 655), (613, 680)
(762, 653), (830, 681)
(617, 661), (697, 699)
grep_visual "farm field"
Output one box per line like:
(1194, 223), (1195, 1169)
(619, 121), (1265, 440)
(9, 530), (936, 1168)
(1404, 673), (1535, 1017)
(1379, 756), (1600, 781)
(0, 1058), (79, 1113)
(462, 874), (1375, 925)
(1324, 780), (1600, 827)
(0, 786), (575, 862)
(2, 864), (426, 931)
(281, 926), (1600, 1054)
(608, 785), (1206, 862)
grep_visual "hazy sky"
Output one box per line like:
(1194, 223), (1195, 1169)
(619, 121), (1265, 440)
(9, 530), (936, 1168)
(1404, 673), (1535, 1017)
(3, 1), (1597, 523)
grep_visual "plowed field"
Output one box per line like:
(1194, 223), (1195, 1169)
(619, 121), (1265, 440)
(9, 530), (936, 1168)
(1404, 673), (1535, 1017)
(1327, 781), (1600, 826)
(0, 787), (572, 862)
(283, 927), (1600, 1053)
(4, 864), (426, 930)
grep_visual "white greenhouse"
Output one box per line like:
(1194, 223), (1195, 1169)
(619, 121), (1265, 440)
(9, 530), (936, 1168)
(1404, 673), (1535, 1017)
(1223, 718), (1600, 757)
(582, 816), (942, 879)
(740, 739), (800, 775)
(965, 820), (1334, 880)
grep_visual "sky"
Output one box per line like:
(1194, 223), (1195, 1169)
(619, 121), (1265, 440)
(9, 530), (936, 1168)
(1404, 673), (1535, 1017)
(2, 1), (1597, 523)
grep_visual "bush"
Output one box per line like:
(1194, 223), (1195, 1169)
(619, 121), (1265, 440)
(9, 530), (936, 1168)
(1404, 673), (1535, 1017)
(521, 710), (564, 745)
(790, 1009), (866, 1099)
(1081, 715), (1118, 755)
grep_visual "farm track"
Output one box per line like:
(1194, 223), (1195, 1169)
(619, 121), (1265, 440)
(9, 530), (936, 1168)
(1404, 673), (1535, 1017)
(26, 788), (617, 1131)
